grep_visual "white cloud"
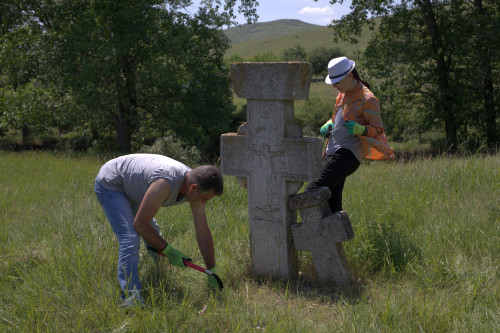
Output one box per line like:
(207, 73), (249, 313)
(298, 6), (334, 15)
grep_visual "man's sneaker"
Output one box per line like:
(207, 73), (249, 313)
(120, 292), (145, 308)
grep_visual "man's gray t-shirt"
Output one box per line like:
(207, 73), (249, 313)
(325, 107), (363, 162)
(96, 154), (191, 206)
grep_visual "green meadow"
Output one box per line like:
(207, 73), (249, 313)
(0, 152), (498, 332)
(223, 17), (380, 63)
(224, 24), (374, 59)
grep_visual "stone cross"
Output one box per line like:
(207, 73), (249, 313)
(220, 62), (322, 279)
(288, 187), (354, 286)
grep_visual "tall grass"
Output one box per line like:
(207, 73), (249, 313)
(0, 151), (498, 332)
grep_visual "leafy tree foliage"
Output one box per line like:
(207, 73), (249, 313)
(140, 133), (202, 166)
(0, 6), (67, 141)
(0, 0), (259, 156)
(295, 97), (335, 137)
(326, 0), (499, 149)
(307, 46), (343, 76)
(225, 53), (245, 66)
(0, 0), (24, 35)
(281, 44), (307, 61)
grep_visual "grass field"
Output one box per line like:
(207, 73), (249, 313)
(225, 26), (366, 59)
(224, 19), (322, 46)
(0, 152), (499, 332)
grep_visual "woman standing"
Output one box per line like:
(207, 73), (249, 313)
(306, 56), (393, 213)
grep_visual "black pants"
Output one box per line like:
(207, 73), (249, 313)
(306, 148), (361, 213)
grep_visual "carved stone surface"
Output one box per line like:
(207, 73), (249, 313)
(230, 62), (312, 100)
(220, 62), (322, 279)
(288, 187), (331, 209)
(289, 188), (355, 286)
(291, 210), (354, 248)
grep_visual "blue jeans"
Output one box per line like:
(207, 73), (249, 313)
(94, 180), (160, 298)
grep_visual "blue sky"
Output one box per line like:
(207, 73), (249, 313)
(185, 0), (352, 26)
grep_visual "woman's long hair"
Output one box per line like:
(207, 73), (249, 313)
(351, 68), (371, 89)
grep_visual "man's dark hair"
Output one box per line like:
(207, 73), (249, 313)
(188, 165), (224, 195)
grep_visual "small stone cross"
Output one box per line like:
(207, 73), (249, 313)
(220, 62), (322, 279)
(289, 187), (354, 286)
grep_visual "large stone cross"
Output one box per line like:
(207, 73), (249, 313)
(220, 62), (322, 279)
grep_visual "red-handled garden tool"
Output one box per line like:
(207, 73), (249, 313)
(147, 245), (223, 290)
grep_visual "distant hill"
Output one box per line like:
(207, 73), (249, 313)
(224, 19), (322, 45)
(223, 19), (376, 59)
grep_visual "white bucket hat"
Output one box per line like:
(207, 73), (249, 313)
(325, 57), (355, 84)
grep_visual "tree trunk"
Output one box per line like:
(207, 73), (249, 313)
(22, 125), (30, 145)
(475, 0), (497, 148)
(482, 59), (496, 148)
(116, 104), (131, 153)
(115, 54), (137, 153)
(417, 0), (457, 150)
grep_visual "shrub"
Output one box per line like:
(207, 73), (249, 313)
(140, 133), (201, 166)
(308, 47), (343, 76)
(281, 44), (307, 61)
(295, 97), (334, 137)
(248, 51), (280, 62)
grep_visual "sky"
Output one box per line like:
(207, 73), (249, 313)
(185, 0), (352, 26)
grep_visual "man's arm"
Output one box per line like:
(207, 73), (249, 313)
(190, 201), (215, 269)
(133, 179), (170, 251)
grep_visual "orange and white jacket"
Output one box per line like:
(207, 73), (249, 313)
(332, 82), (395, 160)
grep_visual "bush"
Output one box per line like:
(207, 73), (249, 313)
(295, 97), (334, 137)
(58, 133), (95, 152)
(140, 133), (201, 166)
(248, 52), (280, 62)
(281, 44), (307, 61)
(308, 47), (343, 76)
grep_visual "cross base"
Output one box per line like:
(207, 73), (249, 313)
(289, 188), (355, 287)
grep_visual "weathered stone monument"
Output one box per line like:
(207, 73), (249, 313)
(220, 62), (321, 279)
(289, 187), (354, 286)
(220, 62), (354, 286)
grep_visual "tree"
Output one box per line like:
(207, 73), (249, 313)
(1, 80), (58, 143)
(0, 0), (24, 35)
(281, 44), (307, 61)
(307, 46), (343, 76)
(47, 0), (233, 153)
(467, 0), (499, 147)
(0, 8), (57, 142)
(1, 0), (259, 154)
(325, 0), (499, 149)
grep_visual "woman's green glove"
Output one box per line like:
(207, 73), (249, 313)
(207, 267), (219, 289)
(345, 120), (366, 135)
(319, 119), (334, 137)
(161, 244), (191, 268)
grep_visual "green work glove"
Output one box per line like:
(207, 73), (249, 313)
(207, 267), (219, 290)
(161, 244), (191, 268)
(319, 119), (334, 137)
(345, 120), (366, 135)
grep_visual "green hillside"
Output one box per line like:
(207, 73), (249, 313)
(224, 19), (322, 45)
(224, 20), (376, 59)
